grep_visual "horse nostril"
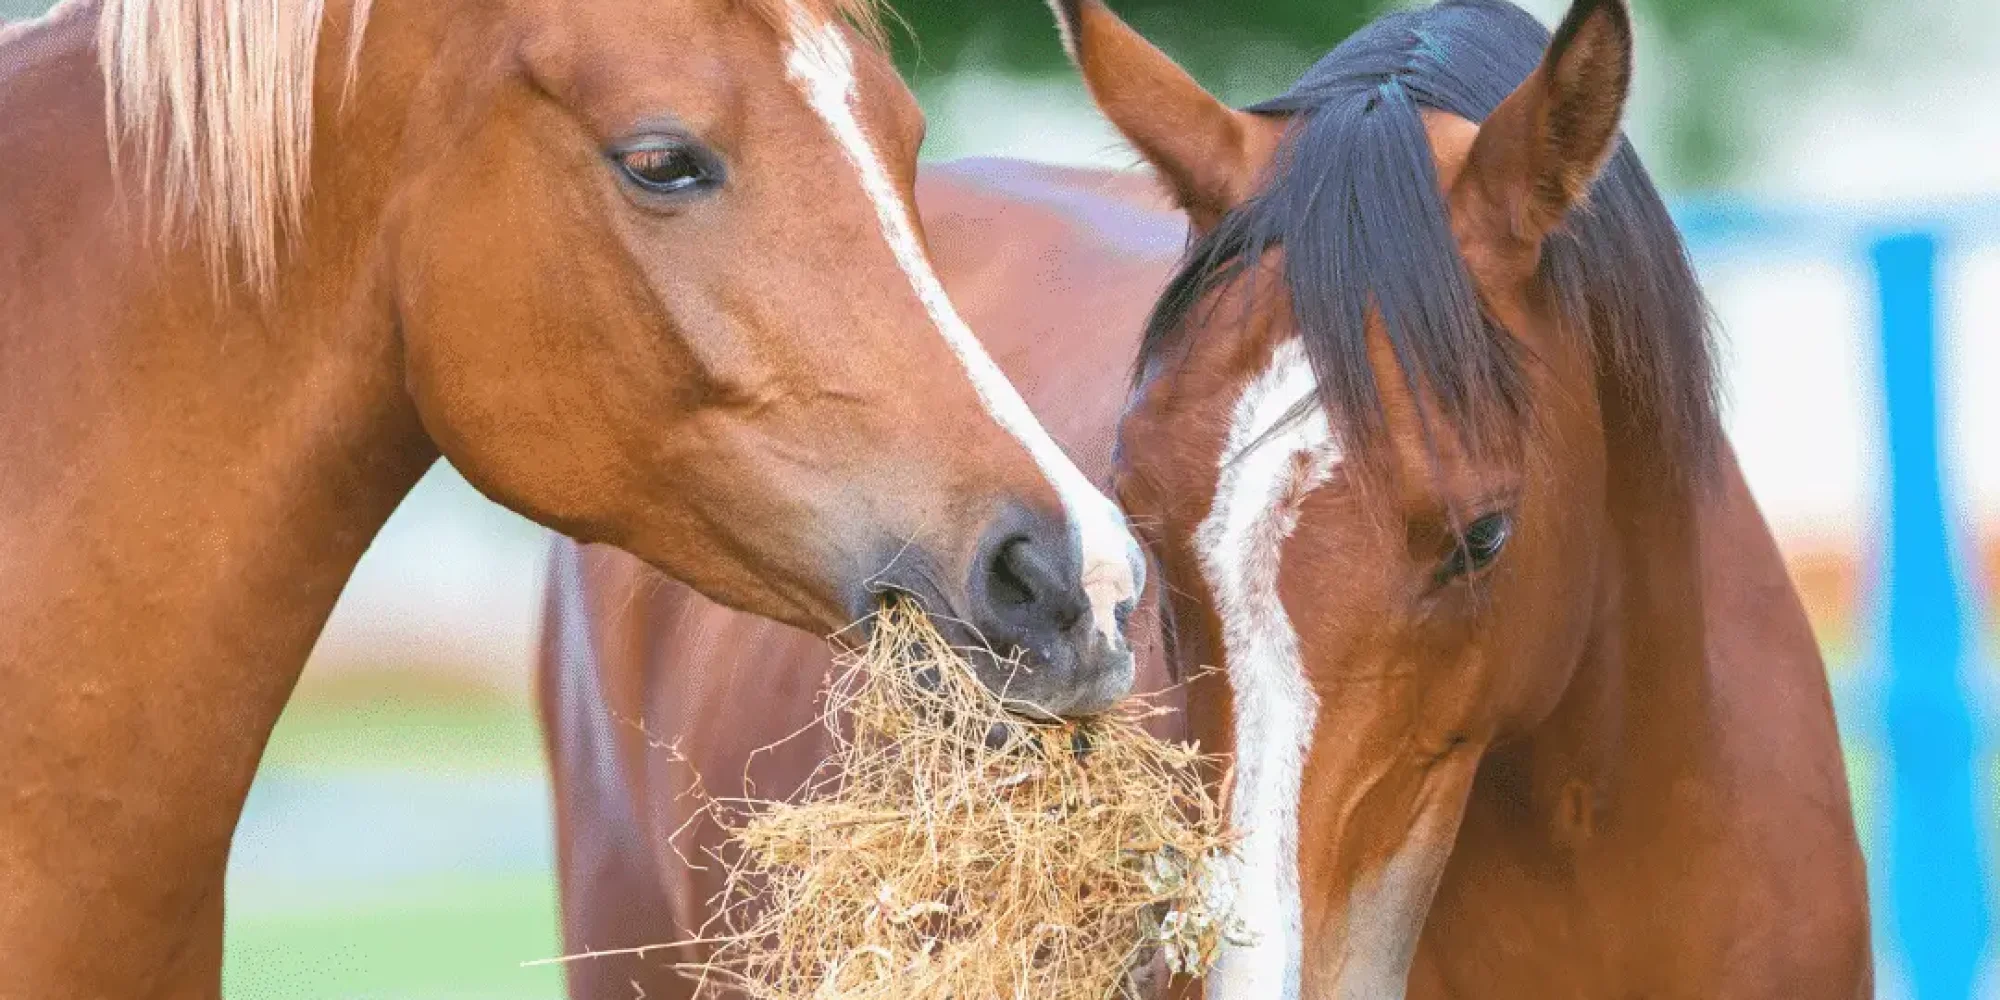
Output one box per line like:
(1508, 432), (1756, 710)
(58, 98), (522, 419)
(985, 533), (1085, 632)
(988, 537), (1039, 609)
(963, 504), (1100, 704)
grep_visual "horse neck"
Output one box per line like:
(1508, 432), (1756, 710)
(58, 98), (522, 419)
(1490, 419), (1813, 855)
(1566, 438), (1718, 809)
(0, 4), (435, 980)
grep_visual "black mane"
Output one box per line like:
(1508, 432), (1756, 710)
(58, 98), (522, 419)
(1138, 0), (1719, 482)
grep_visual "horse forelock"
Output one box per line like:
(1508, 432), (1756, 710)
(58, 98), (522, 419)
(93, 0), (882, 299)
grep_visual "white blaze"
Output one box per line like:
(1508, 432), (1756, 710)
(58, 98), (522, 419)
(1195, 338), (1339, 1000)
(782, 14), (1141, 643)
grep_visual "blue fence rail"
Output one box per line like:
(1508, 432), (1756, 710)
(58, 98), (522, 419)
(1678, 205), (1995, 998)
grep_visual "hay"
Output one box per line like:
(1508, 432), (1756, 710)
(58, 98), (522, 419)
(682, 599), (1245, 999)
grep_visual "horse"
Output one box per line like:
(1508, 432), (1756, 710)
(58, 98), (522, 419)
(1083, 0), (1872, 993)
(538, 156), (1188, 998)
(0, 0), (1150, 994)
(540, 0), (1873, 996)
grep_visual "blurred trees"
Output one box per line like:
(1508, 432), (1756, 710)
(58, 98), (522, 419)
(886, 0), (1859, 185)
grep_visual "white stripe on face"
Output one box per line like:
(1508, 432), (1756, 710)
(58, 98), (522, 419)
(1194, 337), (1340, 1000)
(782, 14), (1142, 645)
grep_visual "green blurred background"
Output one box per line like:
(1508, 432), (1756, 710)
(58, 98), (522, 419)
(7, 0), (1998, 996)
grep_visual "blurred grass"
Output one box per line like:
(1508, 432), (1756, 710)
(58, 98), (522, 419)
(224, 875), (563, 1000)
(226, 680), (565, 1000)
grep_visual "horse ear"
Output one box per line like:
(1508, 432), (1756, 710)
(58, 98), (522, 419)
(1047, 0), (1273, 228)
(1456, 0), (1632, 258)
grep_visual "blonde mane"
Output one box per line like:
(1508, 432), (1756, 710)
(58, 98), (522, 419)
(96, 0), (370, 295)
(93, 0), (880, 296)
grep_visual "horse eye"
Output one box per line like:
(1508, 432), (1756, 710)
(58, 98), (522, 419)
(1439, 512), (1511, 581)
(612, 141), (718, 196)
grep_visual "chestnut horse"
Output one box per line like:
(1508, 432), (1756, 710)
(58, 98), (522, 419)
(541, 0), (1871, 996)
(538, 157), (1187, 998)
(0, 0), (1147, 995)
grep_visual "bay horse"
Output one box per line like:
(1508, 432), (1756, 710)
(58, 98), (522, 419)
(0, 0), (1148, 995)
(1069, 0), (1873, 993)
(541, 0), (1871, 997)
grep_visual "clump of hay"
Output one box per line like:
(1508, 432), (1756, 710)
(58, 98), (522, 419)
(684, 599), (1244, 999)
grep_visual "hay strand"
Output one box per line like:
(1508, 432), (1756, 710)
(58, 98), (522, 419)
(681, 599), (1244, 999)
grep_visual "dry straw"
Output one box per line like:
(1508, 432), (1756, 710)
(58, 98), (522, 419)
(681, 599), (1244, 999)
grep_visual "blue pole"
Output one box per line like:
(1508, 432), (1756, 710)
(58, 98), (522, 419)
(1876, 231), (1988, 998)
